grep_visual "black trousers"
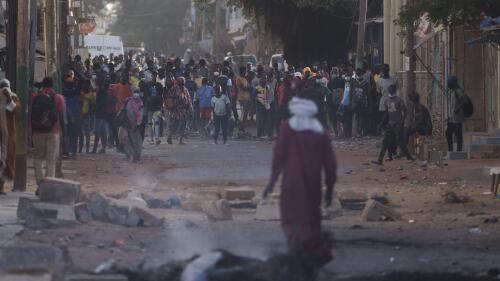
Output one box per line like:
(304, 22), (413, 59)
(378, 125), (411, 162)
(328, 104), (340, 137)
(67, 120), (81, 155)
(342, 106), (353, 138)
(214, 114), (229, 143)
(446, 122), (463, 152)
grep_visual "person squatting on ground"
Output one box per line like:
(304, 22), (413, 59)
(0, 79), (20, 195)
(30, 77), (65, 189)
(264, 96), (337, 278)
(211, 85), (231, 144)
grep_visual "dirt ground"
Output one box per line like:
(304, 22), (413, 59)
(12, 134), (500, 280)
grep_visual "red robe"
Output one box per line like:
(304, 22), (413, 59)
(270, 122), (337, 248)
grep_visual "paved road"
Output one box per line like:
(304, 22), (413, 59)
(156, 139), (274, 185)
(0, 193), (27, 246)
(3, 136), (499, 280)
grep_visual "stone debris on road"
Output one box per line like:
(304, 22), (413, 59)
(203, 200), (233, 221)
(362, 199), (402, 222)
(38, 178), (81, 205)
(86, 192), (165, 227)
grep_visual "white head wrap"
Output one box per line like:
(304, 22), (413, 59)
(288, 97), (324, 134)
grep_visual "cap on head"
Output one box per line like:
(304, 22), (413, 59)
(0, 79), (10, 89)
(177, 76), (186, 85)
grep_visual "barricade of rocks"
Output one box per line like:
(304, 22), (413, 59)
(16, 178), (164, 229)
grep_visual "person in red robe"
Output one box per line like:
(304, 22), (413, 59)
(264, 96), (337, 268)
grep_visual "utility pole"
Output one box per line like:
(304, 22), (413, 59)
(29, 0), (38, 88)
(44, 0), (58, 81)
(6, 0), (17, 90)
(404, 16), (417, 153)
(213, 0), (221, 60)
(13, 0), (31, 191)
(59, 0), (70, 76)
(356, 0), (368, 69)
(404, 22), (416, 103)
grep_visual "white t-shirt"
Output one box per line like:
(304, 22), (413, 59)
(211, 94), (230, 116)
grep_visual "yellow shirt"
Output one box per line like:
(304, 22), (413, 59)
(236, 76), (250, 102)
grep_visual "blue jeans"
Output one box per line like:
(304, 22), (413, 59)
(214, 114), (229, 143)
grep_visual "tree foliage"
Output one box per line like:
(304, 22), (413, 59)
(109, 0), (190, 54)
(397, 0), (494, 27)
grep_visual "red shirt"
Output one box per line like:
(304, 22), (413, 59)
(30, 88), (65, 134)
(110, 83), (133, 113)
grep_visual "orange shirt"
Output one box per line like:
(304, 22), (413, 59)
(110, 83), (133, 112)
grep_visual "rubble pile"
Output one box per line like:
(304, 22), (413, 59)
(16, 178), (164, 229)
(115, 250), (317, 281)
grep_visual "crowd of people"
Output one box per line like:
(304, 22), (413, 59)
(0, 49), (469, 196)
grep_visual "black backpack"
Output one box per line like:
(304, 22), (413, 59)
(31, 92), (57, 132)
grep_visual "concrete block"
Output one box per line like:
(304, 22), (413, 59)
(25, 203), (77, 229)
(223, 187), (255, 201)
(87, 192), (110, 220)
(17, 196), (40, 220)
(229, 200), (257, 209)
(255, 200), (280, 221)
(362, 199), (401, 222)
(126, 207), (164, 227)
(447, 151), (469, 160)
(0, 246), (63, 280)
(104, 200), (129, 226)
(24, 204), (58, 229)
(145, 198), (170, 209)
(0, 272), (52, 281)
(65, 274), (128, 281)
(471, 136), (487, 145)
(486, 137), (500, 145)
(75, 202), (92, 223)
(39, 178), (81, 205)
(203, 200), (233, 221)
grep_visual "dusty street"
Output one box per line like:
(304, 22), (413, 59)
(3, 134), (500, 280)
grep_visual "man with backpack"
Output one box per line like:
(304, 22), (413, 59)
(446, 76), (472, 152)
(30, 77), (65, 188)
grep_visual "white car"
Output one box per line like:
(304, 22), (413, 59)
(224, 54), (258, 71)
(270, 54), (288, 71)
